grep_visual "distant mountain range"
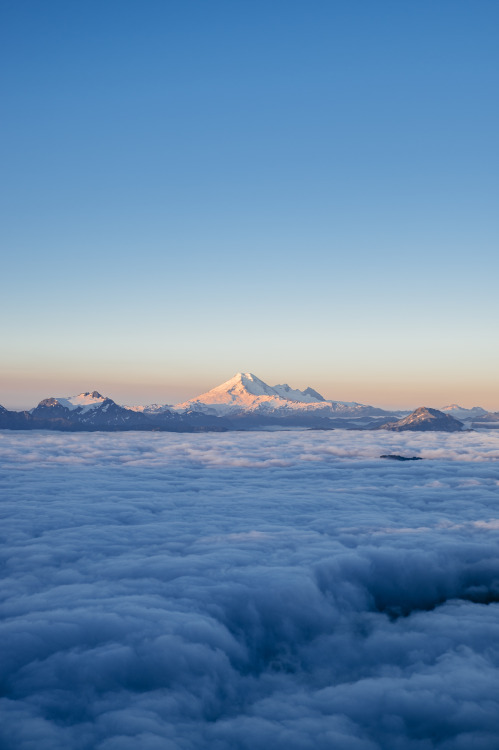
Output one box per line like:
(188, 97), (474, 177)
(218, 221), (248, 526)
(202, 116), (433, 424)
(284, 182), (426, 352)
(1, 373), (498, 432)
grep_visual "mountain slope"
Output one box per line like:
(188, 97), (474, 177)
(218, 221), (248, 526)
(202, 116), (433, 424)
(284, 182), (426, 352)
(174, 372), (342, 415)
(379, 407), (465, 432)
(0, 392), (229, 432)
(29, 392), (152, 429)
(173, 372), (394, 425)
(176, 373), (280, 412)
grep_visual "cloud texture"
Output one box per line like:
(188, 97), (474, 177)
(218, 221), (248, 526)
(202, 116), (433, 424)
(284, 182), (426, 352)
(1, 430), (499, 749)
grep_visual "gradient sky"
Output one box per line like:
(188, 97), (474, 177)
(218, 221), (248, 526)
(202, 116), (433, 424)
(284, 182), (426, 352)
(1, 0), (498, 410)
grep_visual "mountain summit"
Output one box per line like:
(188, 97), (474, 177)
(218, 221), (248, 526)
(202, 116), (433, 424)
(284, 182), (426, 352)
(170, 373), (394, 427)
(174, 372), (329, 415)
(39, 391), (108, 412)
(28, 391), (152, 429)
(379, 407), (465, 432)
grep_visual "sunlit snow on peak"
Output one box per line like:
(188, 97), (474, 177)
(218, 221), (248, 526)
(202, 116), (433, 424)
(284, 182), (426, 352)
(56, 391), (108, 411)
(169, 372), (381, 419)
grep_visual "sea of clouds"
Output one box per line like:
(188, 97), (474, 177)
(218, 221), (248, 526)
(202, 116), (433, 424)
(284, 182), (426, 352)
(1, 429), (499, 749)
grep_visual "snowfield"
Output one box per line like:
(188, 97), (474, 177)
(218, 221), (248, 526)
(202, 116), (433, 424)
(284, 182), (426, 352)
(1, 430), (499, 749)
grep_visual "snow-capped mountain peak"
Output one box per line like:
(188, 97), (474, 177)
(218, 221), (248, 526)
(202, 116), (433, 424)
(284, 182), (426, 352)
(174, 373), (277, 413)
(56, 392), (107, 411)
(380, 406), (465, 432)
(172, 372), (385, 421)
(224, 372), (278, 398)
(176, 373), (328, 410)
(440, 404), (488, 420)
(30, 391), (110, 415)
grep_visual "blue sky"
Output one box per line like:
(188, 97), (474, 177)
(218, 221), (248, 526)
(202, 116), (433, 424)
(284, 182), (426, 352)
(1, 0), (498, 409)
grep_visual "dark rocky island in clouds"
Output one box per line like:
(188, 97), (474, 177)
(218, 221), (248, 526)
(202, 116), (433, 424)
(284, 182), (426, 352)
(0, 374), (496, 432)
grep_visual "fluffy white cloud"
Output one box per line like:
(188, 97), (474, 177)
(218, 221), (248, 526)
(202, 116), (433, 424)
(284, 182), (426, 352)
(0, 430), (498, 749)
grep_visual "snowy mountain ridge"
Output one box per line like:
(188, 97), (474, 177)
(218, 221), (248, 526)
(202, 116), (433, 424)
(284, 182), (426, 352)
(36, 391), (108, 413)
(172, 372), (368, 417)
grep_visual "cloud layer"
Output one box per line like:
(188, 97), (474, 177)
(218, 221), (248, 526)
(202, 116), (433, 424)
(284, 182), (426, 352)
(1, 430), (499, 749)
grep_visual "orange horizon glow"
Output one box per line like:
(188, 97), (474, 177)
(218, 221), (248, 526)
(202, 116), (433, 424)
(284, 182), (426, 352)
(1, 371), (498, 413)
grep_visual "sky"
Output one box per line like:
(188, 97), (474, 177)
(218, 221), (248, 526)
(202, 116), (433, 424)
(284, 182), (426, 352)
(1, 0), (498, 410)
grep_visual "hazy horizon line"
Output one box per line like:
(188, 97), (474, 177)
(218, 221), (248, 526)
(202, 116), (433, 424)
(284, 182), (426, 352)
(1, 375), (497, 416)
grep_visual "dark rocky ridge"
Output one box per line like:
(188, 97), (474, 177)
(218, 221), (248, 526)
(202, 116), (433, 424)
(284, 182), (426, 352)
(379, 407), (465, 432)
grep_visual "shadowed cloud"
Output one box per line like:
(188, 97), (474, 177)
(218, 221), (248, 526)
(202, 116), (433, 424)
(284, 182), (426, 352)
(0, 430), (498, 749)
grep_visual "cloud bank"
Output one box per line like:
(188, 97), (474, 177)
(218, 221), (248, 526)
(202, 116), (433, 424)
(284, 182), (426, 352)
(1, 430), (499, 749)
